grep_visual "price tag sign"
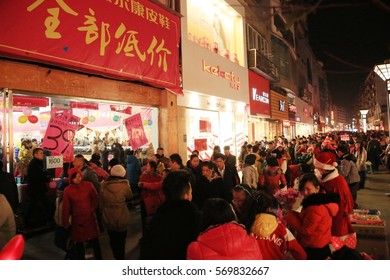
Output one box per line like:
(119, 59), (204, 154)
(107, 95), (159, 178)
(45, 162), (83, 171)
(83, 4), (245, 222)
(46, 155), (63, 169)
(42, 111), (80, 162)
(124, 113), (148, 150)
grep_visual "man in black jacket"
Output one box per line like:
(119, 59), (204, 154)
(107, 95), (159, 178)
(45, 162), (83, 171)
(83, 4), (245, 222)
(0, 161), (19, 213)
(213, 153), (240, 202)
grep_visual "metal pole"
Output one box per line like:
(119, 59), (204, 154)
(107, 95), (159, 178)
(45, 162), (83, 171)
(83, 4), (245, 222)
(387, 83), (390, 134)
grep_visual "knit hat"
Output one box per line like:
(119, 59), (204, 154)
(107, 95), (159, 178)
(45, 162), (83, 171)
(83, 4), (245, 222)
(68, 168), (82, 181)
(110, 164), (126, 178)
(314, 152), (337, 170)
(244, 154), (256, 165)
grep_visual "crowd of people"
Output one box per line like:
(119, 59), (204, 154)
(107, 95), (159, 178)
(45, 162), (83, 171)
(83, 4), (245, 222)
(1, 131), (389, 260)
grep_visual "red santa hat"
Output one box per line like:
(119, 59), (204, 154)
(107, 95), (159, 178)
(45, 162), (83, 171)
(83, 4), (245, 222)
(314, 151), (338, 170)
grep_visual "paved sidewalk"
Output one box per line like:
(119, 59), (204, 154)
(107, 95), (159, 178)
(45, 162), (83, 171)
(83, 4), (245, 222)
(355, 168), (390, 259)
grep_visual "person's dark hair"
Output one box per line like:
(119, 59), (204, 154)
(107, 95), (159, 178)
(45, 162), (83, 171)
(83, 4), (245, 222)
(162, 170), (191, 200)
(223, 146), (230, 151)
(213, 153), (226, 161)
(109, 157), (119, 167)
(252, 145), (259, 153)
(266, 156), (279, 167)
(213, 145), (221, 152)
(233, 184), (253, 196)
(245, 190), (274, 232)
(32, 147), (43, 156)
(91, 153), (101, 161)
(148, 160), (157, 171)
(201, 198), (237, 231)
(244, 154), (256, 165)
(299, 173), (321, 192)
(74, 154), (84, 159)
(169, 153), (183, 166)
(201, 161), (215, 170)
(300, 162), (314, 174)
(190, 154), (199, 161)
(157, 147), (164, 152)
(192, 150), (199, 155)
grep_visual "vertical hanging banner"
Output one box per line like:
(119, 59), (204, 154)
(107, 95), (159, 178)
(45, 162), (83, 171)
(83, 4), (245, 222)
(42, 111), (80, 162)
(125, 113), (148, 150)
(0, 0), (182, 94)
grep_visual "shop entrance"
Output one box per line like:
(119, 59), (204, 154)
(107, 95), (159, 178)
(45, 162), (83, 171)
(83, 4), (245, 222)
(0, 89), (159, 175)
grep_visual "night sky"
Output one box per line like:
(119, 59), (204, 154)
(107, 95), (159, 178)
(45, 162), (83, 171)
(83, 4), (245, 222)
(306, 0), (390, 108)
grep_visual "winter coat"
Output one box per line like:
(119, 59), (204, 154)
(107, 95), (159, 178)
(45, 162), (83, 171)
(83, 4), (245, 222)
(286, 193), (339, 249)
(27, 157), (50, 197)
(139, 172), (164, 216)
(0, 194), (16, 248)
(100, 177), (133, 231)
(126, 155), (141, 187)
(140, 199), (201, 260)
(62, 181), (99, 242)
(259, 166), (287, 196)
(242, 165), (258, 189)
(195, 175), (224, 209)
(89, 162), (109, 181)
(320, 169), (355, 237)
(0, 170), (19, 213)
(250, 213), (306, 260)
(81, 164), (100, 192)
(187, 222), (263, 260)
(340, 154), (360, 184)
(354, 148), (367, 171)
(217, 166), (240, 202)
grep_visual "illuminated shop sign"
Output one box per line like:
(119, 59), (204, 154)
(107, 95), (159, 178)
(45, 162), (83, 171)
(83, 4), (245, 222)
(248, 71), (270, 116)
(202, 60), (240, 90)
(0, 0), (181, 93)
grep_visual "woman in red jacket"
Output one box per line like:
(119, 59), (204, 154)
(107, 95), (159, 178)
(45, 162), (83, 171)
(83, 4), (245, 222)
(286, 173), (339, 260)
(258, 156), (287, 196)
(62, 168), (102, 259)
(187, 198), (262, 260)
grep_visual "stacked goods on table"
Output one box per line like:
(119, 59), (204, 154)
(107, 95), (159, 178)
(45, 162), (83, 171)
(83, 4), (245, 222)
(350, 209), (388, 259)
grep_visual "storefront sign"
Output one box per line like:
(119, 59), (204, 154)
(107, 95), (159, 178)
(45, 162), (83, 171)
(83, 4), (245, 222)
(124, 113), (148, 150)
(202, 60), (240, 90)
(46, 155), (63, 169)
(0, 0), (181, 93)
(248, 71), (270, 116)
(13, 96), (49, 107)
(42, 111), (80, 162)
(270, 90), (288, 120)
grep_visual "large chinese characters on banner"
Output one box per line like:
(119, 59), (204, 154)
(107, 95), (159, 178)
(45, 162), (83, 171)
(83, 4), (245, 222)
(42, 111), (80, 162)
(125, 113), (148, 150)
(0, 0), (181, 94)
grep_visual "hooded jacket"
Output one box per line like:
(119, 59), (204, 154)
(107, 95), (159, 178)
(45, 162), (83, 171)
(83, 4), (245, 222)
(286, 193), (339, 248)
(100, 177), (133, 231)
(187, 222), (262, 260)
(251, 213), (306, 260)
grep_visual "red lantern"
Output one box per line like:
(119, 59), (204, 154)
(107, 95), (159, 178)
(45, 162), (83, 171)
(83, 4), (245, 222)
(28, 115), (39, 124)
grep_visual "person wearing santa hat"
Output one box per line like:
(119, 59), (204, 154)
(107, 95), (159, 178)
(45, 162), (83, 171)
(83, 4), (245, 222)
(314, 151), (355, 238)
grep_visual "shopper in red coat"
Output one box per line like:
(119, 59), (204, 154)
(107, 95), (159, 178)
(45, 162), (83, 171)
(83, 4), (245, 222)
(62, 168), (102, 259)
(259, 156), (287, 196)
(286, 173), (339, 259)
(314, 152), (355, 237)
(187, 198), (262, 260)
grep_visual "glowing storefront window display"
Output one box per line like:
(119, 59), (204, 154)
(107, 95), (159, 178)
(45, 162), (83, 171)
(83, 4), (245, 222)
(186, 0), (244, 66)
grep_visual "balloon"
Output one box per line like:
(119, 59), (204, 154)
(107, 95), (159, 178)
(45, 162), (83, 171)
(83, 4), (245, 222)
(143, 119), (148, 125)
(113, 115), (120, 122)
(81, 117), (89, 124)
(148, 119), (153, 125)
(0, 235), (25, 260)
(28, 115), (38, 124)
(89, 116), (96, 122)
(18, 115), (28, 124)
(23, 107), (32, 116)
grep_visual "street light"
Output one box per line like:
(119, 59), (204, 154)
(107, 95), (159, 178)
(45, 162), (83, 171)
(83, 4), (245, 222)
(373, 60), (390, 133)
(360, 109), (369, 133)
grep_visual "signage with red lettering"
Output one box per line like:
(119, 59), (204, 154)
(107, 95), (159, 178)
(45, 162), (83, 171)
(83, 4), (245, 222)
(42, 111), (80, 162)
(124, 113), (148, 150)
(0, 0), (181, 94)
(248, 71), (270, 116)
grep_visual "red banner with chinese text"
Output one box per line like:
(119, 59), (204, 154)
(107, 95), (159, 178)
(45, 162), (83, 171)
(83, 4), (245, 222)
(42, 111), (80, 162)
(124, 113), (148, 150)
(0, 0), (181, 94)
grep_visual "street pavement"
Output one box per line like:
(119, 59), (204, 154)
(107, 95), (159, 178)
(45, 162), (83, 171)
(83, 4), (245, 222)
(19, 168), (390, 260)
